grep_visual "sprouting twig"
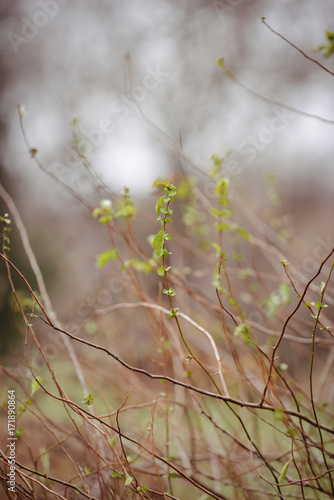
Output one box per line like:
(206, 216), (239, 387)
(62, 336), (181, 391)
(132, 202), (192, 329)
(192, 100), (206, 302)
(261, 247), (334, 403)
(3, 253), (334, 434)
(218, 57), (334, 125)
(262, 18), (334, 77)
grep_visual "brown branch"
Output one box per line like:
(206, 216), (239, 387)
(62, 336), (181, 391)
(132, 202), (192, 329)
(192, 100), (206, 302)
(261, 247), (334, 403)
(262, 18), (334, 77)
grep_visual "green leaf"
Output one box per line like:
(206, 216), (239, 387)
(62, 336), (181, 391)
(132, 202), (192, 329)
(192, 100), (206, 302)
(124, 474), (133, 486)
(157, 265), (165, 276)
(155, 196), (164, 216)
(236, 226), (251, 241)
(165, 472), (178, 478)
(211, 242), (222, 256)
(111, 471), (122, 478)
(82, 394), (94, 406)
(123, 259), (153, 275)
(274, 408), (284, 421)
(115, 205), (135, 218)
(210, 153), (227, 178)
(31, 376), (43, 395)
(16, 427), (24, 438)
(96, 248), (119, 268)
(234, 323), (256, 347)
(313, 31), (334, 58)
(278, 458), (292, 482)
(214, 222), (231, 232)
(152, 179), (166, 187)
(99, 215), (112, 224)
(168, 307), (179, 319)
(153, 228), (165, 257)
(214, 176), (229, 196)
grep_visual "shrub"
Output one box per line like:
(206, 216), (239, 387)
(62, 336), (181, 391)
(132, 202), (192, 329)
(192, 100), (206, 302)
(1, 22), (334, 500)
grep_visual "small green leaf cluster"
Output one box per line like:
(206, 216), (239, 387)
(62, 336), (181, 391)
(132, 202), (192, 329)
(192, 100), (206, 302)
(93, 189), (136, 225)
(212, 261), (226, 292)
(96, 247), (119, 268)
(152, 179), (180, 320)
(93, 199), (114, 224)
(234, 322), (257, 347)
(210, 163), (250, 241)
(122, 258), (154, 275)
(0, 213), (12, 226)
(305, 300), (328, 318)
(168, 307), (179, 319)
(18, 399), (32, 413)
(82, 393), (94, 406)
(313, 31), (334, 58)
(305, 300), (328, 310)
(213, 175), (229, 207)
(210, 153), (229, 178)
(115, 187), (136, 219)
(111, 470), (148, 492)
(152, 179), (176, 259)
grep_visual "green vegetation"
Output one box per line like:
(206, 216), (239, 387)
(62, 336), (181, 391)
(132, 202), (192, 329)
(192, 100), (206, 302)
(0, 24), (334, 500)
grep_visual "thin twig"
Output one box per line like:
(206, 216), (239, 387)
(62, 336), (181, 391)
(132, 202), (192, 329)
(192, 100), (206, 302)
(262, 18), (334, 77)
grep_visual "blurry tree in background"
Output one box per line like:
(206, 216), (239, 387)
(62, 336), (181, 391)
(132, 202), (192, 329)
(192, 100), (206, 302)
(0, 1), (334, 499)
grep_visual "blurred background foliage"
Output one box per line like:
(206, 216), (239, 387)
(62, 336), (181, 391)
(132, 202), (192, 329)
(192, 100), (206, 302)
(0, 3), (334, 497)
(0, 0), (333, 357)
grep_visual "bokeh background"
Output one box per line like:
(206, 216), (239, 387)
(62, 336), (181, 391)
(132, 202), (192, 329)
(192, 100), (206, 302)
(0, 0), (334, 357)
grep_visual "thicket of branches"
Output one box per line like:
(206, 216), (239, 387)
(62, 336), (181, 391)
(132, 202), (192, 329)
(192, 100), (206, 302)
(1, 21), (334, 500)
